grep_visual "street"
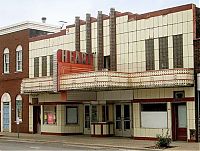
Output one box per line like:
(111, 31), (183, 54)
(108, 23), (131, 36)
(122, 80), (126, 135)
(0, 139), (146, 150)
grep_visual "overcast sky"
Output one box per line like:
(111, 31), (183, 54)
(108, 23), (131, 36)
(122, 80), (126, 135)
(0, 0), (199, 28)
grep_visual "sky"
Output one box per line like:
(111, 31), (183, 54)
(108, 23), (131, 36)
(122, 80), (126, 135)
(0, 0), (199, 28)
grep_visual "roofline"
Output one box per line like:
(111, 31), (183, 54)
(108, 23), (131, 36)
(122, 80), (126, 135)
(0, 21), (60, 35)
(66, 3), (196, 29)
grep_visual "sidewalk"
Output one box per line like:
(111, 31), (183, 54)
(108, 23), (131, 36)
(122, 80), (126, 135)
(0, 132), (199, 151)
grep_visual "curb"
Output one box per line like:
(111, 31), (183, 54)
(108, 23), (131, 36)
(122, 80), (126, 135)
(0, 136), (161, 151)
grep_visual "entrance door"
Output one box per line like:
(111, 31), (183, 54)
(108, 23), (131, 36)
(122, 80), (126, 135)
(115, 104), (131, 137)
(84, 105), (91, 134)
(3, 102), (9, 132)
(33, 106), (41, 134)
(172, 103), (187, 141)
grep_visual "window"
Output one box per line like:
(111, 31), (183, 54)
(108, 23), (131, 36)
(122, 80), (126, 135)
(102, 105), (109, 122)
(91, 105), (98, 122)
(16, 95), (22, 122)
(141, 103), (167, 128)
(66, 106), (78, 124)
(104, 55), (110, 70)
(3, 48), (9, 73)
(145, 39), (155, 70)
(50, 55), (53, 76)
(16, 45), (22, 72)
(159, 37), (168, 69)
(43, 105), (57, 125)
(42, 56), (47, 76)
(34, 57), (39, 77)
(173, 34), (183, 68)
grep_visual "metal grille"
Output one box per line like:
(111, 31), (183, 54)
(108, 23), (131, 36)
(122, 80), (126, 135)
(34, 57), (39, 77)
(173, 34), (183, 68)
(159, 37), (168, 69)
(42, 56), (47, 76)
(145, 39), (155, 70)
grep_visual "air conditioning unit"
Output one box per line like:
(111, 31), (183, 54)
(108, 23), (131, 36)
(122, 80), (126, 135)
(102, 68), (108, 71)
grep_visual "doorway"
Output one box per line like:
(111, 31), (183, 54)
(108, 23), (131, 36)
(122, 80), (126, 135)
(172, 103), (187, 141)
(1, 93), (11, 132)
(33, 106), (41, 134)
(3, 102), (10, 132)
(84, 104), (91, 134)
(115, 104), (131, 137)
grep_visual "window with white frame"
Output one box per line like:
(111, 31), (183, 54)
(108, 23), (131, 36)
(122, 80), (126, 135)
(16, 45), (22, 72)
(43, 105), (57, 125)
(3, 48), (9, 73)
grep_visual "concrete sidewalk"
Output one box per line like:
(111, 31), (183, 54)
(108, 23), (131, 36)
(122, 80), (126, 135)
(0, 132), (199, 151)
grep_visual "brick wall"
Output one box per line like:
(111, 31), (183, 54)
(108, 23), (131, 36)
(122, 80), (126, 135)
(0, 29), (29, 132)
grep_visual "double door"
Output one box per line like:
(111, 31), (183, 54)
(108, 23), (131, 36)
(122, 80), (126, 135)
(115, 104), (131, 137)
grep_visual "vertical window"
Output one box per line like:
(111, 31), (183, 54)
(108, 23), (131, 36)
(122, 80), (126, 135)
(104, 55), (110, 70)
(102, 105), (109, 122)
(159, 37), (169, 69)
(173, 34), (183, 68)
(145, 39), (155, 70)
(91, 105), (98, 122)
(50, 55), (53, 76)
(42, 56), (47, 76)
(34, 57), (39, 77)
(16, 95), (22, 122)
(43, 105), (57, 125)
(16, 45), (22, 72)
(3, 48), (9, 73)
(66, 106), (78, 124)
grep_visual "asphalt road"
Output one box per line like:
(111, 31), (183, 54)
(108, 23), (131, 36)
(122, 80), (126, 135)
(0, 139), (112, 150)
(0, 139), (141, 150)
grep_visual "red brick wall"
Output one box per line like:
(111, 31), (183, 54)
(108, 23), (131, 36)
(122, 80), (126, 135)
(0, 29), (29, 132)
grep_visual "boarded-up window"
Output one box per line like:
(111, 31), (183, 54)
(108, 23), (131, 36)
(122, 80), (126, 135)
(173, 34), (183, 68)
(141, 103), (167, 128)
(42, 56), (47, 76)
(34, 57), (39, 77)
(145, 39), (155, 70)
(159, 37), (168, 69)
(50, 55), (53, 76)
(66, 106), (78, 124)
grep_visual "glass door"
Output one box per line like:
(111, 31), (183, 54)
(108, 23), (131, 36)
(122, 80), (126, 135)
(177, 104), (187, 141)
(3, 102), (9, 132)
(115, 104), (131, 137)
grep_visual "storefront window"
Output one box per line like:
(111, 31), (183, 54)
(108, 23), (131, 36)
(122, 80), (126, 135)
(43, 105), (57, 125)
(66, 106), (78, 124)
(141, 103), (167, 128)
(102, 105), (109, 122)
(91, 105), (98, 122)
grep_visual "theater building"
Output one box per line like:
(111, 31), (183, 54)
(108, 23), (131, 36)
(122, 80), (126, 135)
(21, 4), (200, 141)
(0, 21), (60, 132)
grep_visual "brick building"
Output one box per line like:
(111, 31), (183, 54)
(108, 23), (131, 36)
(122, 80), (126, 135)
(0, 21), (60, 132)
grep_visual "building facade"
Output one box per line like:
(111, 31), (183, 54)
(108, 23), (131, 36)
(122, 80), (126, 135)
(0, 21), (60, 132)
(21, 4), (199, 141)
